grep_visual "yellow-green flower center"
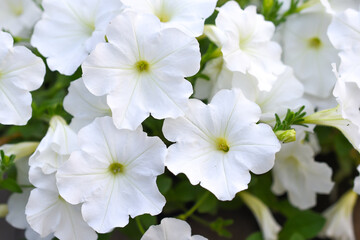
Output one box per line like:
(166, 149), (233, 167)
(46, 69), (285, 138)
(135, 60), (150, 73)
(216, 138), (230, 152)
(308, 37), (322, 49)
(109, 162), (125, 175)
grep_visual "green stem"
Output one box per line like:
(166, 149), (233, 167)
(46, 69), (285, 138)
(178, 192), (210, 220)
(135, 217), (145, 235)
(190, 214), (211, 227)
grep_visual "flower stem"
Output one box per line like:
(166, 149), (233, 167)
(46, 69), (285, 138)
(135, 217), (145, 235)
(178, 192), (210, 220)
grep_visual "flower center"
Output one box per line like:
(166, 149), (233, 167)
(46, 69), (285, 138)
(109, 162), (125, 175)
(308, 37), (322, 49)
(155, 8), (171, 23)
(135, 60), (150, 73)
(9, 3), (23, 16)
(216, 138), (230, 152)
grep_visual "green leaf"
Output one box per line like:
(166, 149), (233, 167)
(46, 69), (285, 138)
(97, 233), (111, 240)
(279, 210), (325, 240)
(289, 233), (306, 240)
(210, 217), (234, 238)
(246, 232), (264, 240)
(0, 178), (22, 193)
(157, 174), (172, 195)
(198, 193), (218, 214)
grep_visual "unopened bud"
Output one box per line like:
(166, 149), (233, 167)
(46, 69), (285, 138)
(0, 204), (8, 218)
(275, 129), (296, 143)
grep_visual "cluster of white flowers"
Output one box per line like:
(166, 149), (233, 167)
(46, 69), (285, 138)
(1, 0), (360, 239)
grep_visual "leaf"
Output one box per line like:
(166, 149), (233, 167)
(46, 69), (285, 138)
(157, 174), (172, 195)
(279, 210), (325, 240)
(198, 193), (218, 214)
(210, 217), (234, 238)
(246, 232), (264, 240)
(0, 178), (22, 193)
(289, 233), (306, 240)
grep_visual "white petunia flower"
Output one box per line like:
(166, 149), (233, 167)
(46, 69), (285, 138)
(0, 0), (42, 38)
(336, 47), (360, 89)
(31, 0), (124, 75)
(212, 1), (285, 91)
(193, 57), (233, 100)
(279, 11), (339, 98)
(321, 0), (359, 14)
(64, 78), (111, 131)
(82, 11), (200, 130)
(303, 106), (360, 152)
(3, 143), (52, 240)
(239, 192), (281, 240)
(56, 116), (167, 233)
(272, 131), (334, 209)
(327, 8), (360, 51)
(121, 0), (217, 37)
(141, 218), (207, 240)
(232, 67), (307, 124)
(194, 58), (308, 125)
(29, 116), (78, 174)
(302, 64), (360, 152)
(333, 75), (360, 130)
(319, 190), (358, 240)
(26, 167), (97, 240)
(0, 31), (45, 126)
(7, 189), (54, 240)
(163, 89), (281, 201)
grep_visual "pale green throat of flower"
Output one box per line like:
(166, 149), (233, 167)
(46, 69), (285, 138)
(308, 37), (322, 49)
(109, 162), (125, 175)
(216, 138), (230, 153)
(135, 60), (150, 73)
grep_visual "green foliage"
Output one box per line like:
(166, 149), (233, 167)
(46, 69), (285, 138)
(263, 0), (302, 26)
(210, 217), (234, 238)
(279, 210), (326, 240)
(119, 214), (157, 240)
(273, 106), (307, 132)
(0, 150), (21, 193)
(246, 232), (264, 240)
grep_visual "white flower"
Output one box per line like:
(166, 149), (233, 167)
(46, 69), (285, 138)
(212, 2), (285, 91)
(333, 74), (360, 130)
(64, 78), (111, 131)
(195, 58), (308, 125)
(121, 0), (217, 37)
(232, 67), (307, 124)
(272, 131), (334, 209)
(193, 57), (233, 100)
(163, 89), (281, 201)
(29, 116), (78, 174)
(141, 218), (207, 240)
(319, 190), (358, 240)
(82, 11), (200, 130)
(302, 64), (360, 152)
(7, 189), (53, 240)
(327, 8), (360, 51)
(304, 106), (360, 152)
(0, 0), (42, 38)
(31, 0), (124, 75)
(26, 167), (97, 240)
(239, 192), (281, 240)
(56, 116), (167, 233)
(279, 11), (339, 98)
(0, 31), (45, 126)
(3, 144), (52, 240)
(321, 0), (359, 14)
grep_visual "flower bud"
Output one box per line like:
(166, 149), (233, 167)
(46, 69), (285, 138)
(275, 129), (296, 143)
